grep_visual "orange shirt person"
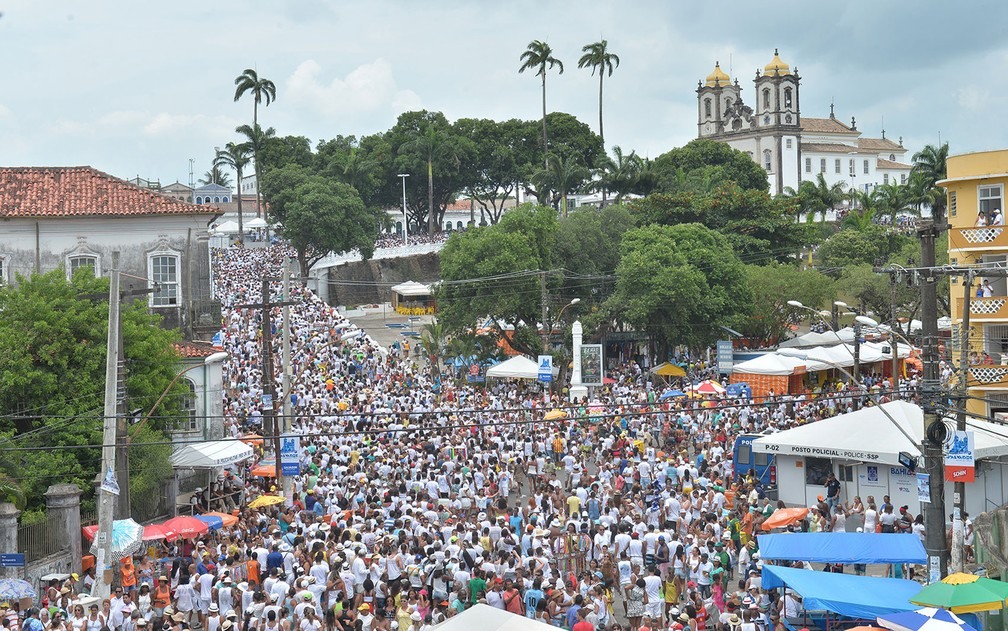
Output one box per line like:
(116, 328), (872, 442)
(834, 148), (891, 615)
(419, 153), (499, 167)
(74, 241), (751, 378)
(120, 557), (137, 592)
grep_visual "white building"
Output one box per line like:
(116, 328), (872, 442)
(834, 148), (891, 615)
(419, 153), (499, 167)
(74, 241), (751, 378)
(697, 50), (912, 195)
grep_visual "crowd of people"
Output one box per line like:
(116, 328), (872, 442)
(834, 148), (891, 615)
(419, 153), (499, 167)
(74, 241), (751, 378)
(373, 232), (453, 250)
(12, 245), (926, 631)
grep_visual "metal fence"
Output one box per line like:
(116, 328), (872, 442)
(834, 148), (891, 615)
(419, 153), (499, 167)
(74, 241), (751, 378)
(18, 513), (65, 563)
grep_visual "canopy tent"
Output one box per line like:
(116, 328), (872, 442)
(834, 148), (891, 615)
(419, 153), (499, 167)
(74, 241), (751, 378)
(752, 400), (1008, 466)
(732, 354), (807, 376)
(390, 281), (432, 297)
(390, 281), (435, 314)
(486, 356), (548, 380)
(779, 328), (855, 348)
(651, 362), (687, 377)
(431, 604), (557, 631)
(210, 220), (240, 234)
(245, 217), (267, 229)
(757, 533), (926, 564)
(761, 565), (919, 619)
(170, 440), (253, 468)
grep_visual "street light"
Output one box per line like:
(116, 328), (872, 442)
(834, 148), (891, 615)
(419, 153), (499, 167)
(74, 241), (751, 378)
(543, 298), (580, 352)
(398, 174), (410, 245)
(856, 314), (912, 398)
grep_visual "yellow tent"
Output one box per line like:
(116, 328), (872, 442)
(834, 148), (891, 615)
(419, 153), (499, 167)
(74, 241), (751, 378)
(651, 362), (686, 377)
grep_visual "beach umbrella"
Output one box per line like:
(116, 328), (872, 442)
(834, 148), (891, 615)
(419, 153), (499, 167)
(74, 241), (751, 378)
(250, 460), (277, 477)
(142, 523), (176, 542)
(659, 390), (686, 401)
(910, 573), (1008, 613)
(0, 578), (36, 600)
(248, 494), (285, 509)
(694, 380), (726, 395)
(544, 410), (567, 421)
(651, 362), (686, 377)
(761, 507), (809, 531)
(878, 607), (979, 631)
(160, 515), (209, 539)
(88, 518), (144, 563)
(196, 512), (238, 531)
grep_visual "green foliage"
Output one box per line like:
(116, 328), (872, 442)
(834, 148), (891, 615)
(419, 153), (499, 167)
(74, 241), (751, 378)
(605, 223), (750, 352)
(0, 270), (183, 510)
(652, 139), (769, 193)
(911, 142), (949, 224)
(453, 118), (534, 223)
(258, 135), (314, 174)
(739, 264), (835, 346)
(554, 204), (633, 289)
(816, 226), (912, 275)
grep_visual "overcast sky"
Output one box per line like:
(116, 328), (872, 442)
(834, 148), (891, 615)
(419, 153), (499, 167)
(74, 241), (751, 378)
(1, 0), (1006, 187)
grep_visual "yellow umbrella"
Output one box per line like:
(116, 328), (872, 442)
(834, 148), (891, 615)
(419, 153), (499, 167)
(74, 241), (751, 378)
(248, 494), (285, 509)
(651, 362), (686, 377)
(544, 410), (568, 421)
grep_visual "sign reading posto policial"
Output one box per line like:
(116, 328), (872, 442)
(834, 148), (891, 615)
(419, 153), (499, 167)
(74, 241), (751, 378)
(758, 443), (882, 461)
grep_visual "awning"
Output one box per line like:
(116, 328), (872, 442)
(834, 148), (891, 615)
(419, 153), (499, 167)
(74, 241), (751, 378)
(390, 281), (432, 297)
(757, 533), (926, 564)
(170, 440), (253, 468)
(761, 565), (920, 619)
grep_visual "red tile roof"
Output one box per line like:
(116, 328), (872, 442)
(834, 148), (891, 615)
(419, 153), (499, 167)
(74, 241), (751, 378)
(877, 158), (912, 170)
(801, 117), (859, 134)
(0, 166), (218, 218)
(858, 137), (904, 152)
(173, 340), (218, 359)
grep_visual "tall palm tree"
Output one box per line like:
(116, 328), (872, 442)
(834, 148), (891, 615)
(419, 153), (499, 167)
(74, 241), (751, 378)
(236, 123), (276, 220)
(214, 142), (253, 242)
(519, 40), (564, 166)
(911, 142), (949, 225)
(594, 145), (642, 206)
(199, 163), (232, 188)
(578, 40), (620, 147)
(233, 68), (277, 128)
(533, 152), (590, 217)
(401, 126), (456, 235)
(873, 182), (910, 223)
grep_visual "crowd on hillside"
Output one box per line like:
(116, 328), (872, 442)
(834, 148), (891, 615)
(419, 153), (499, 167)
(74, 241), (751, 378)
(11, 246), (927, 631)
(373, 232), (453, 250)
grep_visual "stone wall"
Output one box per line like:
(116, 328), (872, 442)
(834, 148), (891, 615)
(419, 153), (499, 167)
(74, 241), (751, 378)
(325, 253), (441, 307)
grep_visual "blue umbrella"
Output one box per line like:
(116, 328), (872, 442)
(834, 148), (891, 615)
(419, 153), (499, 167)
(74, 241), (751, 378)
(195, 514), (224, 531)
(88, 518), (145, 563)
(659, 389), (686, 401)
(878, 607), (979, 631)
(0, 578), (37, 600)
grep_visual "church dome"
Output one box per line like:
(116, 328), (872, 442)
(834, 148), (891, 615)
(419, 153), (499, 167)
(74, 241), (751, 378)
(764, 49), (791, 76)
(705, 62), (731, 87)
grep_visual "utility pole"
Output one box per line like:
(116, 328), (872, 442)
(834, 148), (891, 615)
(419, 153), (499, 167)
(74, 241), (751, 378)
(951, 271), (973, 573)
(95, 252), (121, 600)
(281, 260), (293, 499)
(890, 273), (900, 397)
(540, 271), (549, 353)
(113, 307), (129, 519)
(852, 315), (862, 384)
(919, 224), (948, 581)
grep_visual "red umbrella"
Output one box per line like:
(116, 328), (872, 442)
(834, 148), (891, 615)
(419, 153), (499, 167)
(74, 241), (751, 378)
(694, 380), (726, 395)
(160, 516), (209, 539)
(143, 523), (176, 542)
(82, 524), (98, 541)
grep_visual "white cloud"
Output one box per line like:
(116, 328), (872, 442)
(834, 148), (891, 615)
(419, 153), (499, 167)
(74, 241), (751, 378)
(957, 86), (990, 112)
(142, 113), (239, 137)
(49, 110), (238, 139)
(285, 58), (421, 118)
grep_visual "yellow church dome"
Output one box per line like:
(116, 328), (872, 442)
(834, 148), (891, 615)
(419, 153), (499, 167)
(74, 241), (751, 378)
(764, 49), (790, 76)
(705, 62), (731, 87)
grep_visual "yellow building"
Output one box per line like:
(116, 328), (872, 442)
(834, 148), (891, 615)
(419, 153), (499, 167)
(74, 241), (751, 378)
(942, 149), (1008, 417)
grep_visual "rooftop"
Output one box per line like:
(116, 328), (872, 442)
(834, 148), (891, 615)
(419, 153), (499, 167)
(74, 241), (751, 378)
(858, 137), (904, 152)
(801, 117), (859, 135)
(0, 167), (217, 219)
(173, 340), (218, 359)
(802, 142), (858, 154)
(877, 158), (912, 170)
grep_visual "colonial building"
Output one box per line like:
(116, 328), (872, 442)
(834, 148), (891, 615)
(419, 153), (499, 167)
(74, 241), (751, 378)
(697, 50), (912, 195)
(0, 166), (220, 335)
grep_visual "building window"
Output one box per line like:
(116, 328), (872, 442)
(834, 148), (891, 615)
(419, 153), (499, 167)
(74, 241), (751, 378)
(445, 222), (453, 231)
(980, 184), (1003, 217)
(150, 253), (180, 307)
(820, 158), (826, 174)
(890, 154), (895, 161)
(805, 157), (812, 173)
(784, 87), (793, 109)
(762, 88), (770, 109)
(901, 174), (907, 184)
(763, 149), (772, 172)
(457, 221), (463, 229)
(884, 173), (889, 185)
(785, 138), (792, 149)
(0, 256), (7, 286)
(68, 254), (99, 279)
(950, 191), (957, 217)
(849, 159), (855, 176)
(839, 465), (854, 482)
(704, 98), (711, 118)
(182, 379), (198, 432)
(835, 159), (841, 174)
(863, 159), (869, 174)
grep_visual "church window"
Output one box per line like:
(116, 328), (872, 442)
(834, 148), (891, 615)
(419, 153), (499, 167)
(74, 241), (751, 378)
(901, 174), (907, 184)
(763, 150), (772, 172)
(863, 159), (869, 174)
(890, 153), (895, 161)
(785, 114), (792, 124)
(884, 173), (889, 185)
(805, 157), (812, 173)
(725, 98), (732, 110)
(785, 139), (792, 149)
(835, 159), (841, 174)
(763, 115), (770, 125)
(820, 159), (826, 174)
(704, 98), (712, 118)
(762, 88), (770, 109)
(784, 87), (793, 109)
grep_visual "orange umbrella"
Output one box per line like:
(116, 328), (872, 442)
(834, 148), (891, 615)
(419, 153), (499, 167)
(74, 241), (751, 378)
(201, 511), (238, 528)
(761, 507), (809, 531)
(240, 434), (264, 447)
(250, 460), (276, 477)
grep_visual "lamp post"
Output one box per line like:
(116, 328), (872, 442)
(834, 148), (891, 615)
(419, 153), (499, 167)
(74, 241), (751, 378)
(831, 300), (848, 332)
(544, 298), (580, 352)
(855, 314), (911, 400)
(398, 174), (410, 245)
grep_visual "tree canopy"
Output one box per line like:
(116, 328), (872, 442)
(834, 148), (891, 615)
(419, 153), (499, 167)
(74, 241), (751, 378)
(652, 139), (770, 193)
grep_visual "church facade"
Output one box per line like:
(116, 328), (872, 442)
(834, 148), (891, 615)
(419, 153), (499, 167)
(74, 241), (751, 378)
(697, 50), (911, 196)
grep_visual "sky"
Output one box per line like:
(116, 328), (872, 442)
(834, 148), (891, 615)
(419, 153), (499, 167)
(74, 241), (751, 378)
(1, 0), (1006, 187)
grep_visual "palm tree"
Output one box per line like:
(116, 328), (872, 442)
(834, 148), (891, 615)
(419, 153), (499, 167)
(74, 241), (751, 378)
(594, 146), (642, 206)
(843, 190), (880, 231)
(533, 152), (590, 217)
(199, 164), (232, 188)
(0, 471), (25, 509)
(236, 123), (277, 220)
(401, 126), (456, 235)
(233, 68), (277, 128)
(911, 142), (949, 225)
(519, 40), (564, 166)
(578, 40), (620, 147)
(214, 142), (253, 242)
(873, 182), (910, 223)
(420, 319), (447, 377)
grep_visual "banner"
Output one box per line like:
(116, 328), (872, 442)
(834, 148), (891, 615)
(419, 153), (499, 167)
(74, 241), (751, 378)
(280, 433), (302, 476)
(538, 355), (553, 383)
(944, 430), (975, 482)
(580, 344), (603, 386)
(917, 473), (931, 503)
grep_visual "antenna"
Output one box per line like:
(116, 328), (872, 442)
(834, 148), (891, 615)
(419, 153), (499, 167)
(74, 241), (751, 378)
(881, 114), (885, 140)
(188, 158), (194, 190)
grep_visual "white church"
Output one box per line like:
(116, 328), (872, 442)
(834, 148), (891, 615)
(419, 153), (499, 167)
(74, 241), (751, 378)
(697, 50), (911, 196)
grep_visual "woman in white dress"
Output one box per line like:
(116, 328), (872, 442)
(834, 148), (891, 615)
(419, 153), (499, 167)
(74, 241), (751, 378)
(863, 502), (878, 534)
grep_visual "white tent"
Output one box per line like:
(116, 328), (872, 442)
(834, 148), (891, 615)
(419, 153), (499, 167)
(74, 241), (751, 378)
(432, 604), (556, 631)
(210, 220), (240, 234)
(391, 281), (432, 297)
(170, 440), (253, 468)
(485, 356), (543, 380)
(779, 328), (855, 348)
(752, 400), (1008, 465)
(732, 354), (806, 376)
(245, 217), (267, 229)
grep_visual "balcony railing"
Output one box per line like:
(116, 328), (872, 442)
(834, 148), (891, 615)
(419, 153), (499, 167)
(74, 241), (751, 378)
(969, 364), (1008, 389)
(949, 226), (1008, 251)
(968, 297), (1008, 321)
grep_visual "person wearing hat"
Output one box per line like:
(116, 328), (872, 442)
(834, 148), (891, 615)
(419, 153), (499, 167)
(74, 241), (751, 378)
(205, 603), (221, 631)
(356, 603), (375, 631)
(152, 576), (171, 626)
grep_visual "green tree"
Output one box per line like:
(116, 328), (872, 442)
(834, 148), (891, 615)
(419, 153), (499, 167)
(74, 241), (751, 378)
(401, 125), (455, 235)
(594, 146), (644, 206)
(0, 270), (185, 510)
(605, 223), (750, 352)
(873, 182), (912, 223)
(740, 263), (835, 346)
(784, 173), (847, 222)
(577, 39), (620, 147)
(233, 68), (277, 128)
(553, 204), (633, 299)
(257, 135), (314, 174)
(652, 139), (770, 193)
(911, 142), (949, 225)
(198, 162), (232, 187)
(236, 123), (277, 221)
(213, 141), (252, 241)
(453, 118), (533, 224)
(816, 225), (911, 274)
(519, 40), (564, 164)
(532, 152), (590, 217)
(419, 319), (447, 377)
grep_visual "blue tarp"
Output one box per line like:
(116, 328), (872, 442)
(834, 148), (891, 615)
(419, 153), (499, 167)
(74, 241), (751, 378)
(757, 533), (927, 564)
(761, 565), (919, 619)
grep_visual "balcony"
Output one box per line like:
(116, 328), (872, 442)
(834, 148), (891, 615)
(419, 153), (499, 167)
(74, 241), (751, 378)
(968, 364), (1008, 390)
(949, 226), (1008, 252)
(968, 297), (1008, 322)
